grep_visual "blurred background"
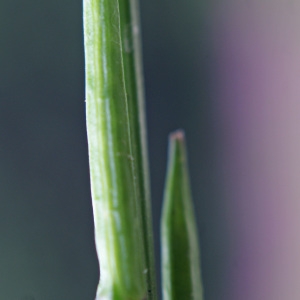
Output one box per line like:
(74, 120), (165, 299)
(2, 0), (300, 299)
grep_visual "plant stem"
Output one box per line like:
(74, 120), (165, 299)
(83, 0), (156, 299)
(161, 130), (204, 300)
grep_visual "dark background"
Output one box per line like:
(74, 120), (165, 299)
(0, 1), (229, 299)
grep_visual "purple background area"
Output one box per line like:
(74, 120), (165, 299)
(212, 2), (300, 299)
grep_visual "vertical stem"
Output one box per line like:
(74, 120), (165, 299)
(118, 0), (157, 298)
(83, 0), (156, 299)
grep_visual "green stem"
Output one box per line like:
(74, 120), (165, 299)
(83, 0), (156, 299)
(161, 130), (204, 300)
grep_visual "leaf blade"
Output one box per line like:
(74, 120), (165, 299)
(161, 130), (204, 300)
(83, 0), (156, 299)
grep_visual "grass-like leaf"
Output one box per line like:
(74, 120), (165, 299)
(83, 0), (157, 299)
(161, 130), (204, 300)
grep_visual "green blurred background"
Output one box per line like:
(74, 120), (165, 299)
(0, 1), (229, 299)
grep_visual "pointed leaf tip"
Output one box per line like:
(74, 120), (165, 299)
(169, 129), (185, 141)
(161, 130), (204, 300)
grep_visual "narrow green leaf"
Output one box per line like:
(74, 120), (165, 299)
(117, 1), (157, 298)
(161, 130), (204, 300)
(83, 0), (156, 299)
